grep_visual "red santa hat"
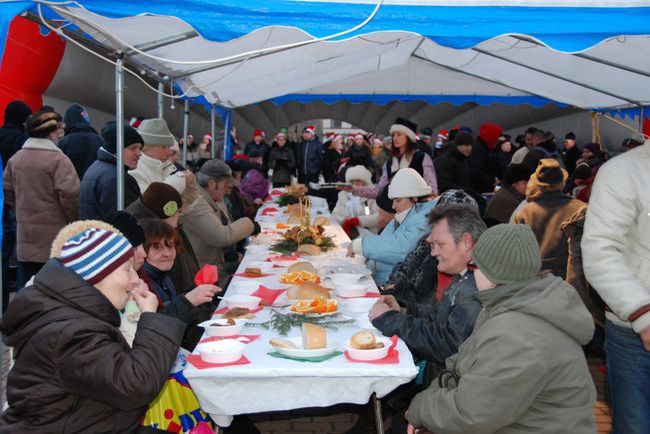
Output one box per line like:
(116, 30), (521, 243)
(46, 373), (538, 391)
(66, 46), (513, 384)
(437, 129), (449, 141)
(303, 125), (316, 135)
(253, 129), (265, 138)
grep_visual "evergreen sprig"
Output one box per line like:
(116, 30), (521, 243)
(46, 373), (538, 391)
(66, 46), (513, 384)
(245, 309), (355, 335)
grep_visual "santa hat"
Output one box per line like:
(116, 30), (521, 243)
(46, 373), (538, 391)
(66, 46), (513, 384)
(354, 133), (364, 140)
(129, 116), (144, 129)
(253, 129), (265, 138)
(437, 129), (449, 141)
(303, 125), (316, 135)
(203, 133), (212, 141)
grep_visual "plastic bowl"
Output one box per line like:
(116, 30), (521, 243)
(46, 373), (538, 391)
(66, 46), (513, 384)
(330, 273), (365, 286)
(344, 335), (391, 361)
(336, 283), (368, 298)
(198, 318), (247, 337)
(339, 297), (377, 313)
(198, 339), (245, 364)
(245, 261), (274, 273)
(230, 280), (262, 295)
(224, 294), (262, 310)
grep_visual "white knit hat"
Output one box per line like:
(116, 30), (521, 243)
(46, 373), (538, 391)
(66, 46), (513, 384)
(345, 165), (372, 185)
(388, 168), (432, 199)
(137, 118), (175, 147)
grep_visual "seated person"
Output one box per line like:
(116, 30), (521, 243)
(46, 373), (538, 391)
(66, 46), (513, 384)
(348, 168), (436, 285)
(370, 204), (486, 375)
(483, 163), (531, 226)
(139, 218), (220, 350)
(332, 165), (380, 237)
(0, 221), (185, 432)
(240, 150), (270, 205)
(406, 224), (596, 434)
(383, 190), (478, 305)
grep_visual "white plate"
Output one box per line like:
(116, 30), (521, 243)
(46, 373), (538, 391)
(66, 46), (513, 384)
(229, 280), (262, 295)
(344, 335), (392, 361)
(335, 284), (368, 298)
(275, 337), (337, 359)
(339, 297), (377, 314)
(223, 294), (262, 310)
(198, 318), (247, 337)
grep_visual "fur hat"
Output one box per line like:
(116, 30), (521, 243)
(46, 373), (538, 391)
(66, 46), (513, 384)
(389, 118), (418, 143)
(51, 220), (133, 285)
(141, 182), (183, 219)
(25, 109), (62, 138)
(345, 165), (372, 185)
(388, 168), (431, 199)
(137, 118), (175, 147)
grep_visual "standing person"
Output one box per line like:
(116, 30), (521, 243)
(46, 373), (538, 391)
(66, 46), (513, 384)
(322, 134), (344, 183)
(513, 159), (586, 280)
(244, 129), (271, 170)
(467, 122), (502, 194)
(434, 130), (473, 194)
(346, 118), (437, 200)
(297, 125), (324, 184)
(3, 110), (79, 288)
(562, 132), (581, 174)
(483, 163), (531, 225)
(0, 220), (186, 433)
(417, 127), (434, 156)
(373, 136), (392, 181)
(268, 132), (296, 187)
(582, 140), (650, 434)
(511, 126), (539, 165)
(79, 122), (143, 219)
(406, 224), (596, 434)
(57, 103), (103, 179)
(345, 133), (373, 170)
(491, 134), (514, 181)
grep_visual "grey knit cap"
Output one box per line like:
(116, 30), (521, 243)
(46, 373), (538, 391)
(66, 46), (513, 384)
(472, 224), (542, 284)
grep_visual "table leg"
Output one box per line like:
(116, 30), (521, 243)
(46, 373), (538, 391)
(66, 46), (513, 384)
(372, 392), (384, 433)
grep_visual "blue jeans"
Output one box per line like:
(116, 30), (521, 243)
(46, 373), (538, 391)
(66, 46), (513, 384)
(605, 319), (650, 434)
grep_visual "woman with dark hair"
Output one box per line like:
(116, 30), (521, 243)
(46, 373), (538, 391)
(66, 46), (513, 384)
(138, 218), (220, 350)
(322, 134), (344, 182)
(268, 132), (296, 187)
(343, 118), (438, 200)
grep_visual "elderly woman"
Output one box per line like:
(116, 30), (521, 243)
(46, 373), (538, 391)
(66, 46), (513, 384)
(332, 165), (380, 236)
(348, 168), (436, 284)
(406, 224), (596, 434)
(0, 220), (185, 432)
(345, 118), (438, 200)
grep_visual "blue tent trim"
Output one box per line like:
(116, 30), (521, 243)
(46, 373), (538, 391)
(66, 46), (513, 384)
(266, 94), (564, 108)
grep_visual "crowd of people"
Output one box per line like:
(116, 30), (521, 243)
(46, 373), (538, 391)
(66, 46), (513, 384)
(0, 99), (647, 434)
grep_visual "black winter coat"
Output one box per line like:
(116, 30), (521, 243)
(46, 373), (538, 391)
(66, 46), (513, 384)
(244, 141), (271, 170)
(0, 259), (184, 433)
(467, 138), (496, 193)
(434, 147), (471, 193)
(345, 145), (373, 169)
(79, 148), (141, 220)
(58, 125), (103, 180)
(385, 235), (438, 306)
(321, 148), (343, 183)
(0, 125), (28, 169)
(268, 146), (296, 186)
(372, 271), (481, 369)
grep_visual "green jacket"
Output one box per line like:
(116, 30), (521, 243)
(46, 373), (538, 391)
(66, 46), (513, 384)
(407, 274), (596, 434)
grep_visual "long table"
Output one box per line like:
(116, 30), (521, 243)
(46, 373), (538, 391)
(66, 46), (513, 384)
(184, 194), (418, 429)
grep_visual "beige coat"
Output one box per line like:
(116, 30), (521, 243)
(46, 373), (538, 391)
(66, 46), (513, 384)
(3, 138), (79, 262)
(182, 188), (254, 268)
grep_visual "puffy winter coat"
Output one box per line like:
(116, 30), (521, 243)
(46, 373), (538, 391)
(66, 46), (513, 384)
(361, 200), (436, 284)
(79, 147), (141, 220)
(58, 105), (102, 179)
(297, 138), (324, 176)
(3, 138), (79, 262)
(268, 146), (296, 185)
(434, 147), (471, 194)
(407, 274), (597, 434)
(0, 259), (185, 433)
(467, 137), (496, 193)
(0, 124), (28, 170)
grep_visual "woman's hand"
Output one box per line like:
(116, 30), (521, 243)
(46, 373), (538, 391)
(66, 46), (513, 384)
(132, 289), (159, 313)
(185, 284), (222, 306)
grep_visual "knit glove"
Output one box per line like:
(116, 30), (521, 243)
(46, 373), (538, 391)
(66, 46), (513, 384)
(342, 217), (360, 237)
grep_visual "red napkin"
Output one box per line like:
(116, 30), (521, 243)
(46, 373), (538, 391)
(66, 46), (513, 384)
(270, 189), (283, 196)
(261, 207), (279, 216)
(265, 254), (300, 262)
(194, 264), (218, 286)
(338, 292), (381, 299)
(187, 354), (251, 369)
(214, 306), (264, 316)
(251, 286), (287, 305)
(234, 272), (273, 278)
(199, 334), (261, 344)
(344, 336), (399, 364)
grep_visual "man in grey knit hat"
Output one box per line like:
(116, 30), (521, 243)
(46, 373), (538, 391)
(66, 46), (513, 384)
(406, 224), (596, 434)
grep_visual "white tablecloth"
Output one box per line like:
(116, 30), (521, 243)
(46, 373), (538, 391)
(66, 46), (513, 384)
(184, 195), (418, 424)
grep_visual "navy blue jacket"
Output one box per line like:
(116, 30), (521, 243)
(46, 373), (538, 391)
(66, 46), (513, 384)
(372, 270), (481, 367)
(0, 125), (28, 169)
(79, 148), (141, 220)
(58, 125), (103, 179)
(298, 138), (324, 175)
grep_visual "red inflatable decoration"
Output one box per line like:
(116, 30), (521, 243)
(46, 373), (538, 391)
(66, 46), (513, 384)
(0, 16), (66, 125)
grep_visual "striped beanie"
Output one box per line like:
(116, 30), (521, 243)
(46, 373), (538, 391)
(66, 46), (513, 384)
(59, 227), (134, 284)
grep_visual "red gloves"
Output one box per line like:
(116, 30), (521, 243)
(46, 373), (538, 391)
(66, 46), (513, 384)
(342, 217), (361, 237)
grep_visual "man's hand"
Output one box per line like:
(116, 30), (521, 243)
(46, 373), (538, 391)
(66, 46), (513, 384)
(368, 301), (392, 321)
(380, 295), (401, 311)
(185, 284), (221, 306)
(640, 325), (650, 351)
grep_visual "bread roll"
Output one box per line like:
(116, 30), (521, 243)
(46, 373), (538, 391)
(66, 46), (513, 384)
(270, 338), (297, 349)
(286, 281), (330, 300)
(302, 323), (327, 349)
(287, 214), (302, 225)
(296, 244), (321, 256)
(288, 261), (317, 274)
(350, 331), (377, 350)
(313, 216), (330, 226)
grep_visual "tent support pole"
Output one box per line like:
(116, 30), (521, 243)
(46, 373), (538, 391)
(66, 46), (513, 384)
(183, 100), (190, 167)
(211, 106), (216, 159)
(224, 108), (232, 160)
(157, 83), (164, 118)
(116, 53), (125, 210)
